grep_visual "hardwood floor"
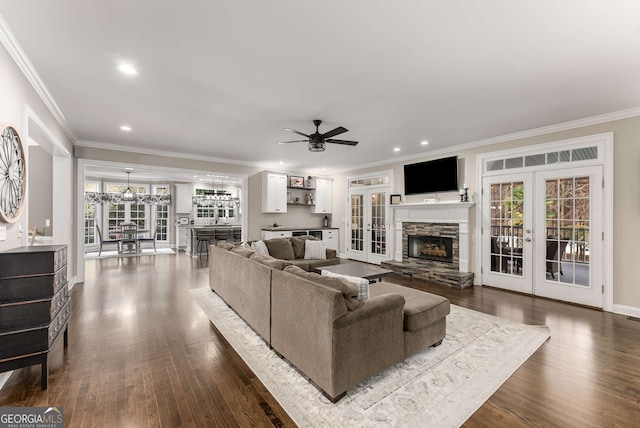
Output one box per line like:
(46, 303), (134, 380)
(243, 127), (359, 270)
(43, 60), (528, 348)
(1, 253), (639, 427)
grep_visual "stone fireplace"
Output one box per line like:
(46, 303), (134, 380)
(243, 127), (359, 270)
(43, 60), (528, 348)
(382, 202), (475, 288)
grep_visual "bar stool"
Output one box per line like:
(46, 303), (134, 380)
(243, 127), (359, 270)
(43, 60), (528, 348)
(195, 229), (214, 256)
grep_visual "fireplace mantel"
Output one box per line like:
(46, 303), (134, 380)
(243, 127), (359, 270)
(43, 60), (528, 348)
(391, 202), (475, 272)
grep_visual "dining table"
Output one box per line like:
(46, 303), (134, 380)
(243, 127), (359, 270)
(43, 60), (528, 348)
(108, 229), (150, 254)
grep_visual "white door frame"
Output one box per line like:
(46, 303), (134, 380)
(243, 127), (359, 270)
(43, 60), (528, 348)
(475, 133), (613, 312)
(344, 169), (393, 264)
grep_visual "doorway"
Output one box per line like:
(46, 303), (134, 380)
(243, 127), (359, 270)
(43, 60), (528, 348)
(479, 136), (610, 309)
(345, 172), (391, 264)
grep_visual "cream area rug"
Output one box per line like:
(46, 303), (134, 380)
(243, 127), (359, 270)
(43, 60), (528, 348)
(84, 247), (175, 259)
(189, 287), (550, 427)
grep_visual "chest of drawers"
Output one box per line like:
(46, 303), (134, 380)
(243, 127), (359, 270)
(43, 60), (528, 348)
(0, 245), (69, 390)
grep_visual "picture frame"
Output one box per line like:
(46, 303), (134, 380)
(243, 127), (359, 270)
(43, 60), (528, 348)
(289, 175), (305, 188)
(390, 194), (402, 205)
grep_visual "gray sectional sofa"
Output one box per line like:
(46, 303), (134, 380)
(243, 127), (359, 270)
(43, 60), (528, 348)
(209, 243), (450, 402)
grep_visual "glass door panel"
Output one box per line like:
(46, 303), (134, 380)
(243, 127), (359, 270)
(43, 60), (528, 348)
(535, 167), (602, 308)
(483, 174), (533, 293)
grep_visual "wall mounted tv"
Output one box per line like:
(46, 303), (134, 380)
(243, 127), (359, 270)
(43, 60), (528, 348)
(404, 156), (459, 195)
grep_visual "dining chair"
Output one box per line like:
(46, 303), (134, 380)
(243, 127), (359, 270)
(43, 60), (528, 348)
(139, 223), (159, 252)
(120, 223), (139, 254)
(95, 224), (120, 256)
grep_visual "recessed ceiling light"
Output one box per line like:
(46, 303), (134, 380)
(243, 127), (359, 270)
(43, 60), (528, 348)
(421, 140), (429, 146)
(279, 161), (284, 165)
(120, 125), (132, 132)
(393, 147), (401, 152)
(118, 63), (138, 76)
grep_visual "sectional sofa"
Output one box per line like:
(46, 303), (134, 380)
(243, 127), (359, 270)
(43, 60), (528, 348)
(208, 243), (450, 402)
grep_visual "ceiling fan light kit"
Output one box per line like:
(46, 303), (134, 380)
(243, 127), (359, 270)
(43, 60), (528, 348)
(279, 119), (359, 152)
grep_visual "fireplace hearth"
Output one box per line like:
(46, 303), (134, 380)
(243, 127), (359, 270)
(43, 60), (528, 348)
(408, 235), (454, 263)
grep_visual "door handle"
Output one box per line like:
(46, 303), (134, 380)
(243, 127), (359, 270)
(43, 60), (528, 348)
(526, 229), (532, 233)
(525, 237), (531, 242)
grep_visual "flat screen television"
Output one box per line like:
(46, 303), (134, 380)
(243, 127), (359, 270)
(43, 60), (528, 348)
(404, 156), (459, 195)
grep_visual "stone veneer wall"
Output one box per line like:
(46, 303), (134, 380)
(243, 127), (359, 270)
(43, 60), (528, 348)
(402, 222), (459, 270)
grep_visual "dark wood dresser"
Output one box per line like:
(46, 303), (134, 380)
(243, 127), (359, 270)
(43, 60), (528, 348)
(0, 245), (70, 390)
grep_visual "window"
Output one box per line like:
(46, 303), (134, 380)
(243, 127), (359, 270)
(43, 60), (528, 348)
(105, 182), (149, 232)
(84, 181), (99, 245)
(153, 185), (170, 242)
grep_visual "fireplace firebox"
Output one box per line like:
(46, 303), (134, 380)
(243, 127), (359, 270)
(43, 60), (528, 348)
(408, 235), (454, 263)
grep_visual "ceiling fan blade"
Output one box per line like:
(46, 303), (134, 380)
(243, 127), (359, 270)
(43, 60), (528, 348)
(277, 140), (308, 144)
(325, 139), (359, 146)
(321, 126), (348, 139)
(283, 128), (310, 138)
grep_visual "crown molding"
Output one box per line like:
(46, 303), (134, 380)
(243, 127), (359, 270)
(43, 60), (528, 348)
(0, 14), (76, 143)
(75, 140), (263, 168)
(335, 106), (640, 174)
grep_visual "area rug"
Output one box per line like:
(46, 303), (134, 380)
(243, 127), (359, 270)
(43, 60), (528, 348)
(84, 247), (175, 259)
(189, 287), (550, 427)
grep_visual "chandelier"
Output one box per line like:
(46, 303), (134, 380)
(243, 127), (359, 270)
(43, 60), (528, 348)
(192, 176), (240, 208)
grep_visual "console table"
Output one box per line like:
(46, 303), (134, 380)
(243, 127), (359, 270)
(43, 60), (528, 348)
(0, 245), (70, 390)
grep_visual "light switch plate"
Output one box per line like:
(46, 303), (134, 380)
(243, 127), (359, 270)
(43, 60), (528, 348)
(0, 225), (6, 241)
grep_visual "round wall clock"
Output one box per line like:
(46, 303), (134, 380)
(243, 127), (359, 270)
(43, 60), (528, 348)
(0, 123), (26, 223)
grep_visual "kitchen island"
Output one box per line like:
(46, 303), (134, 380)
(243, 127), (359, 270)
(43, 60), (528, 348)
(184, 225), (242, 256)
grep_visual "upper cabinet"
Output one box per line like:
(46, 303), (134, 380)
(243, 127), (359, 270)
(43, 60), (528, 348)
(311, 177), (332, 214)
(175, 183), (194, 213)
(262, 171), (288, 213)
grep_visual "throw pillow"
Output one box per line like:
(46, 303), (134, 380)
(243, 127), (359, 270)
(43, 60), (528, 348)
(251, 240), (269, 256)
(321, 270), (370, 301)
(249, 252), (287, 270)
(290, 235), (319, 259)
(264, 238), (296, 260)
(304, 240), (326, 260)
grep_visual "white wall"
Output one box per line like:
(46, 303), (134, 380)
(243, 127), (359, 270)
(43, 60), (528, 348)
(0, 43), (74, 259)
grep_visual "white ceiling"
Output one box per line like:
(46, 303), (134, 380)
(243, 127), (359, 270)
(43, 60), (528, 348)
(1, 1), (640, 173)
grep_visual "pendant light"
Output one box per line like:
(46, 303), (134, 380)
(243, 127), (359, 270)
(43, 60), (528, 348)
(122, 171), (135, 201)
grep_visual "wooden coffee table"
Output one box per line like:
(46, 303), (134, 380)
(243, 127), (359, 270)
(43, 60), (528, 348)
(314, 262), (393, 282)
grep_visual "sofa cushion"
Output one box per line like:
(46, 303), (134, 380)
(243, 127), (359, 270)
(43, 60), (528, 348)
(290, 236), (318, 259)
(249, 252), (290, 270)
(286, 259), (311, 271)
(251, 240), (269, 255)
(369, 282), (450, 332)
(264, 238), (296, 260)
(321, 270), (370, 301)
(304, 240), (326, 260)
(283, 265), (363, 311)
(230, 246), (254, 258)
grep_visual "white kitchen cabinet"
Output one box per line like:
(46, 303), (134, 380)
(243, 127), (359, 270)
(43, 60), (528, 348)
(262, 172), (287, 213)
(176, 226), (188, 250)
(311, 177), (332, 214)
(175, 183), (194, 214)
(322, 229), (338, 251)
(262, 230), (293, 240)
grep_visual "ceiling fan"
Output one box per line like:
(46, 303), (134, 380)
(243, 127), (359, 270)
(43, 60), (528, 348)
(278, 119), (359, 152)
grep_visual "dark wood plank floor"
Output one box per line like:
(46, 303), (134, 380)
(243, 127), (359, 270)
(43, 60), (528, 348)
(1, 254), (639, 427)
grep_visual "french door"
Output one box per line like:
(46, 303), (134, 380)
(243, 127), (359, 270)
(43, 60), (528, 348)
(346, 187), (390, 264)
(482, 166), (603, 308)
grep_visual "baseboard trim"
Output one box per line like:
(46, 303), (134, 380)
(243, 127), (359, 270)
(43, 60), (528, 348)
(613, 304), (640, 318)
